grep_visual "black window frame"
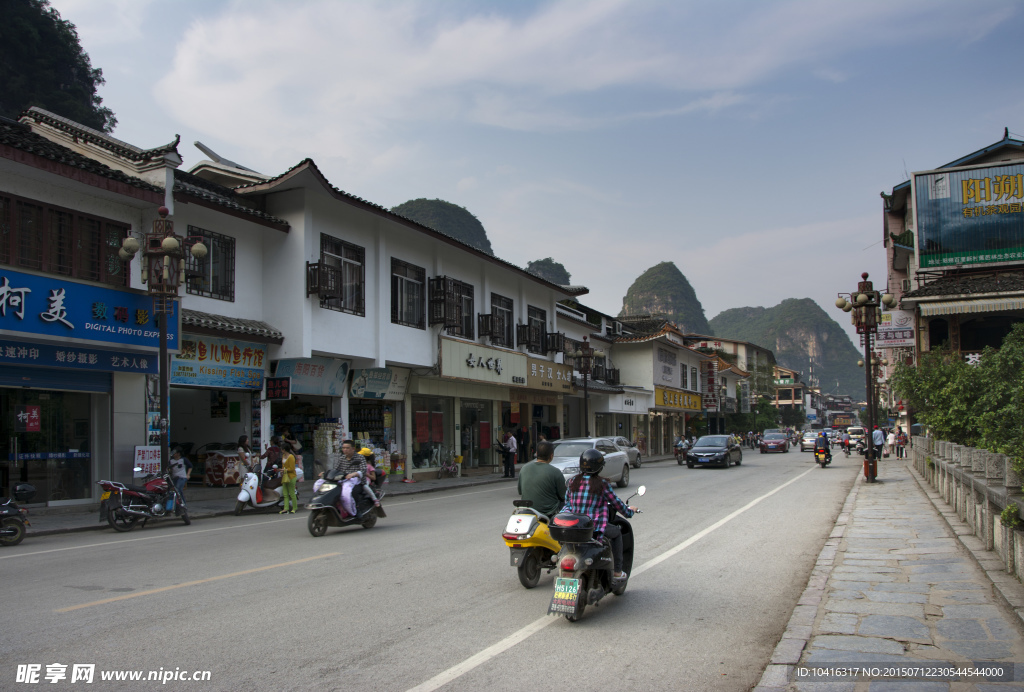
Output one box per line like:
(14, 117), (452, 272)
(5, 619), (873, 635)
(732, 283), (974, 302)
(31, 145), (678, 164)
(428, 276), (474, 338)
(391, 258), (426, 329)
(185, 226), (236, 301)
(319, 234), (365, 316)
(526, 305), (547, 354)
(490, 293), (514, 347)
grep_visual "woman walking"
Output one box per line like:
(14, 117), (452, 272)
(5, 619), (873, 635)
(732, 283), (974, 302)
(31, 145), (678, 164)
(279, 442), (298, 514)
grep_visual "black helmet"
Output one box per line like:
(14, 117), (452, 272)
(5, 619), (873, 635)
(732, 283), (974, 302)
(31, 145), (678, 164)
(579, 448), (605, 475)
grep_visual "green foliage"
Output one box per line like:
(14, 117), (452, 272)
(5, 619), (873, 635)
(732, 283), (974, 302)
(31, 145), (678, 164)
(891, 322), (1024, 477)
(710, 298), (866, 401)
(391, 199), (493, 255)
(0, 0), (116, 132)
(779, 406), (806, 429)
(1000, 502), (1021, 529)
(725, 397), (778, 434)
(620, 262), (710, 334)
(526, 258), (570, 284)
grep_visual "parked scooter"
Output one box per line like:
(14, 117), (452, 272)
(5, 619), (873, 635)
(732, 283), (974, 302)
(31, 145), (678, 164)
(0, 483), (35, 546)
(98, 468), (190, 532)
(547, 485), (646, 622)
(502, 499), (561, 588)
(306, 464), (387, 536)
(234, 461), (298, 514)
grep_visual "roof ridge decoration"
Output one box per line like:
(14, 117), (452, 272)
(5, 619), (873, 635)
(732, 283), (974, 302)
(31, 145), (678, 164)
(173, 169), (288, 229)
(21, 107), (181, 162)
(234, 158), (587, 297)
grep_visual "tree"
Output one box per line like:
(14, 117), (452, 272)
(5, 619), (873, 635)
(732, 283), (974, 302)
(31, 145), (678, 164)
(526, 258), (570, 285)
(0, 0), (116, 132)
(779, 406), (806, 429)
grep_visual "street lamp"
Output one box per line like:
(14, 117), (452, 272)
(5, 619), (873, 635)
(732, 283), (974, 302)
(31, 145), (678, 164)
(570, 336), (604, 437)
(835, 272), (896, 482)
(118, 207), (207, 473)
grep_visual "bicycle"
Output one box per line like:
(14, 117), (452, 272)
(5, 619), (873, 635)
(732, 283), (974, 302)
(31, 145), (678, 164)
(436, 445), (459, 479)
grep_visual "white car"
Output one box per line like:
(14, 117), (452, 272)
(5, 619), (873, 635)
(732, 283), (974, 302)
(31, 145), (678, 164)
(613, 436), (642, 468)
(547, 438), (631, 488)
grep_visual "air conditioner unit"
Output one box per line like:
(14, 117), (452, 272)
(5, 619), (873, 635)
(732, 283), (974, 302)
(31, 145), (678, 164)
(900, 279), (912, 292)
(613, 321), (623, 335)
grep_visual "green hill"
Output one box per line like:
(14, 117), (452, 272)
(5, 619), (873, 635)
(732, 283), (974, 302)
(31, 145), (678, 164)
(391, 198), (493, 255)
(526, 257), (571, 284)
(709, 298), (866, 400)
(619, 262), (710, 334)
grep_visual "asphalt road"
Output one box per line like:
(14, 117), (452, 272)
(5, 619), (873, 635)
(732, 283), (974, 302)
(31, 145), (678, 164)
(1, 448), (860, 692)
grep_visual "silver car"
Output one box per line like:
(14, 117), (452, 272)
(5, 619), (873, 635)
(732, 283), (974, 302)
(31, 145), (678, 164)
(548, 437), (631, 488)
(613, 436), (642, 468)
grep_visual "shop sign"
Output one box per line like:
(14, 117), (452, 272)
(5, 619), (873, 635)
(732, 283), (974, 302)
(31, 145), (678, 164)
(509, 389), (560, 406)
(133, 446), (162, 475)
(608, 392), (652, 413)
(526, 357), (573, 392)
(350, 367), (411, 400)
(701, 360), (719, 412)
(170, 336), (266, 389)
(274, 357), (349, 396)
(440, 337), (526, 386)
(265, 377), (291, 400)
(877, 310), (916, 348)
(0, 339), (158, 374)
(15, 405), (40, 432)
(0, 268), (179, 352)
(655, 386), (702, 411)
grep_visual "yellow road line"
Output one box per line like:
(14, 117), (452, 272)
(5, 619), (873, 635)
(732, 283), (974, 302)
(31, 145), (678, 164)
(55, 552), (340, 613)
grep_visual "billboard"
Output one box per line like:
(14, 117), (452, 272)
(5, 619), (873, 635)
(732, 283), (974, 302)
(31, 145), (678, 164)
(915, 162), (1024, 269)
(876, 310), (916, 348)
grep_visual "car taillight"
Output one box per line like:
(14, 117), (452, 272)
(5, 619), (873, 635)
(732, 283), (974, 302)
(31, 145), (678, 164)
(560, 556), (579, 571)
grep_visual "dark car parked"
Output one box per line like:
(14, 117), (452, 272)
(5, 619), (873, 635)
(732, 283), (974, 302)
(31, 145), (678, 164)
(760, 432), (790, 454)
(685, 435), (743, 469)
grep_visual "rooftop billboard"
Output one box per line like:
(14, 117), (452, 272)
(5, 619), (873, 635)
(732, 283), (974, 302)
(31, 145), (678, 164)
(914, 162), (1024, 269)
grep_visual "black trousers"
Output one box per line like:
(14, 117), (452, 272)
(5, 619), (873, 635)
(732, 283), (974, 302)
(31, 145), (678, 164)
(503, 451), (515, 477)
(603, 523), (624, 572)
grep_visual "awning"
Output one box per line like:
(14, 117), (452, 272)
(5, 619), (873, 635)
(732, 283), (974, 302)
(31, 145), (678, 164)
(918, 296), (1024, 316)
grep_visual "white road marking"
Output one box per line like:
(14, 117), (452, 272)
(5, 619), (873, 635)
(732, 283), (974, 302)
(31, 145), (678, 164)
(405, 466), (815, 692)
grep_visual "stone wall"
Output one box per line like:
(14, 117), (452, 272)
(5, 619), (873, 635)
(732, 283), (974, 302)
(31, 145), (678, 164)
(912, 436), (1024, 583)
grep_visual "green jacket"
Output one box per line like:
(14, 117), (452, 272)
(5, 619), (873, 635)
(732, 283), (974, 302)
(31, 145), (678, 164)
(517, 461), (566, 518)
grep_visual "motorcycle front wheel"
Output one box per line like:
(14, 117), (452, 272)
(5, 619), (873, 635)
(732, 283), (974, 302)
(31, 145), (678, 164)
(234, 500), (245, 516)
(308, 510), (328, 537)
(0, 517), (26, 546)
(517, 551), (541, 589)
(108, 508), (142, 532)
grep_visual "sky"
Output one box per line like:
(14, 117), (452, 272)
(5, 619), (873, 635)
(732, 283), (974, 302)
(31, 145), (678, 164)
(50, 0), (1024, 348)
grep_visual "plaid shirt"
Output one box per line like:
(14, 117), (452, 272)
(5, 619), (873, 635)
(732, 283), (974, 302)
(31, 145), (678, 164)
(561, 477), (633, 536)
(332, 454), (367, 479)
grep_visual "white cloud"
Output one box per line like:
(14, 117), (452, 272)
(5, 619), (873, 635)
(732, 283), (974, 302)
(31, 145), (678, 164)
(53, 0), (152, 47)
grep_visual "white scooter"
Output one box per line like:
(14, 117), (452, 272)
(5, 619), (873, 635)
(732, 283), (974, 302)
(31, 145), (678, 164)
(234, 462), (298, 514)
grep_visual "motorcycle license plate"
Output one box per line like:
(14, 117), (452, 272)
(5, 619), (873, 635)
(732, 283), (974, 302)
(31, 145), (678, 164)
(101, 491), (110, 501)
(548, 577), (581, 615)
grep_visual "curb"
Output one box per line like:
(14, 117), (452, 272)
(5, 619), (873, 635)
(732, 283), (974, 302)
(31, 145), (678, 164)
(753, 470), (862, 692)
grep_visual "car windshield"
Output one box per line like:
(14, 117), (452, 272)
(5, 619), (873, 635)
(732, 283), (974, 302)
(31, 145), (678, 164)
(551, 442), (593, 458)
(765, 434), (786, 440)
(695, 436), (729, 447)
(848, 427), (865, 435)
(803, 432), (817, 439)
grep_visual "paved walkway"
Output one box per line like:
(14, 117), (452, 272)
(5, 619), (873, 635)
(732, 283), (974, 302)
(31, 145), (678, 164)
(757, 460), (1024, 691)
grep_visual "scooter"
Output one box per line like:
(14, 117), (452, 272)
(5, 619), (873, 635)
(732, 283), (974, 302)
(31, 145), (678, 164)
(234, 462), (297, 514)
(674, 441), (688, 465)
(98, 469), (190, 532)
(814, 448), (832, 467)
(306, 465), (387, 536)
(0, 483), (35, 546)
(502, 499), (561, 588)
(547, 486), (646, 622)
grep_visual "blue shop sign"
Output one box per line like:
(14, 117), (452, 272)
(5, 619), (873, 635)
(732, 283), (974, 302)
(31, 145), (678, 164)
(0, 339), (158, 373)
(0, 268), (178, 352)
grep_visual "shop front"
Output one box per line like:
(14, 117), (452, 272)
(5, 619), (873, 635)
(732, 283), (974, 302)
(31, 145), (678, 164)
(0, 268), (174, 504)
(508, 388), (562, 459)
(652, 386), (702, 455)
(605, 390), (653, 449)
(169, 335), (267, 484)
(271, 357), (350, 473)
(348, 366), (410, 475)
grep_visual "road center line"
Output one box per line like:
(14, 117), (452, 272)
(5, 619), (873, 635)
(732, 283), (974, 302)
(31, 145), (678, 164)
(405, 466), (815, 692)
(54, 552), (341, 613)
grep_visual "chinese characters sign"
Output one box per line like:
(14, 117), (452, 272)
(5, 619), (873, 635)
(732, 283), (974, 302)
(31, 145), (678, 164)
(877, 310), (916, 348)
(915, 163), (1024, 269)
(274, 357), (349, 395)
(350, 367), (410, 400)
(701, 360), (719, 412)
(440, 337), (527, 386)
(133, 446), (162, 475)
(170, 336), (266, 389)
(526, 357), (573, 392)
(265, 377), (291, 400)
(15, 405), (40, 432)
(0, 269), (178, 351)
(0, 339), (158, 373)
(654, 387), (702, 411)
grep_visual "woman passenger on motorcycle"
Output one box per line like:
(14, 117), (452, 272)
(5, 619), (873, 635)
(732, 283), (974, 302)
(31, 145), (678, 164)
(359, 447), (381, 507)
(561, 449), (638, 582)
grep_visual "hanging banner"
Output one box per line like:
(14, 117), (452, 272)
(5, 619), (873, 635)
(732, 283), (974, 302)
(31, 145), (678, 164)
(170, 335), (266, 389)
(701, 360), (720, 412)
(350, 367), (410, 400)
(274, 357), (349, 396)
(740, 380), (751, 413)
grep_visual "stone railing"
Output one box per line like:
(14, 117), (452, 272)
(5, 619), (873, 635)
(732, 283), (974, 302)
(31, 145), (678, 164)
(911, 436), (1024, 583)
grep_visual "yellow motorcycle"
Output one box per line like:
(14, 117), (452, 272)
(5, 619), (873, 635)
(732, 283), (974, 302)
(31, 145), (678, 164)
(502, 500), (561, 588)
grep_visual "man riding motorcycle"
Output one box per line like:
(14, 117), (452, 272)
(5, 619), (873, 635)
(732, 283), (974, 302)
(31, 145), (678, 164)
(517, 440), (566, 519)
(814, 432), (832, 464)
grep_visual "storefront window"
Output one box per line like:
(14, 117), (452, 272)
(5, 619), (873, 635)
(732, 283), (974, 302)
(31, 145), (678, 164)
(595, 412), (612, 437)
(412, 396), (453, 468)
(634, 415), (649, 455)
(1, 388), (92, 502)
(459, 399), (493, 468)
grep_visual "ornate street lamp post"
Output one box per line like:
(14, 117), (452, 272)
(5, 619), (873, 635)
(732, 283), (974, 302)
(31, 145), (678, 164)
(118, 208), (206, 473)
(835, 272), (895, 482)
(571, 336), (604, 437)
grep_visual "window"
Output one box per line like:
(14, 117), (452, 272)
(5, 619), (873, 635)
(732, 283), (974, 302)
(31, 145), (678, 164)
(681, 364), (688, 390)
(525, 305), (546, 354)
(490, 293), (513, 347)
(691, 367), (698, 392)
(0, 192), (128, 287)
(319, 234), (364, 315)
(428, 276), (474, 338)
(391, 258), (425, 328)
(185, 227), (235, 301)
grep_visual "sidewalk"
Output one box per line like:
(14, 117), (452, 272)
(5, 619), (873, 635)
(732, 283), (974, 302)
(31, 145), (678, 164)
(756, 459), (1024, 691)
(25, 453), (678, 537)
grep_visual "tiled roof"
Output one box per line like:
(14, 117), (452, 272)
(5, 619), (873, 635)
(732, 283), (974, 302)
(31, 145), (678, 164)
(173, 170), (288, 229)
(617, 315), (672, 335)
(21, 107), (181, 161)
(181, 309), (284, 343)
(572, 376), (622, 393)
(903, 272), (1024, 299)
(235, 158), (587, 297)
(0, 116), (163, 194)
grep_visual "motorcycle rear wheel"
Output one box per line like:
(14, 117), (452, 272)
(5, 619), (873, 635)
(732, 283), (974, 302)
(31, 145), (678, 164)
(0, 517), (26, 546)
(308, 510), (328, 537)
(565, 575), (587, 622)
(108, 509), (142, 532)
(361, 513), (378, 529)
(517, 551), (541, 589)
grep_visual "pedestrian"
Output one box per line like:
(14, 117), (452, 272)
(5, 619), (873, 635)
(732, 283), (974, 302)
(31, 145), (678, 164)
(896, 428), (908, 458)
(260, 436), (282, 483)
(504, 429), (518, 478)
(871, 426), (885, 456)
(885, 428), (895, 458)
(278, 442), (297, 514)
(168, 447), (192, 514)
